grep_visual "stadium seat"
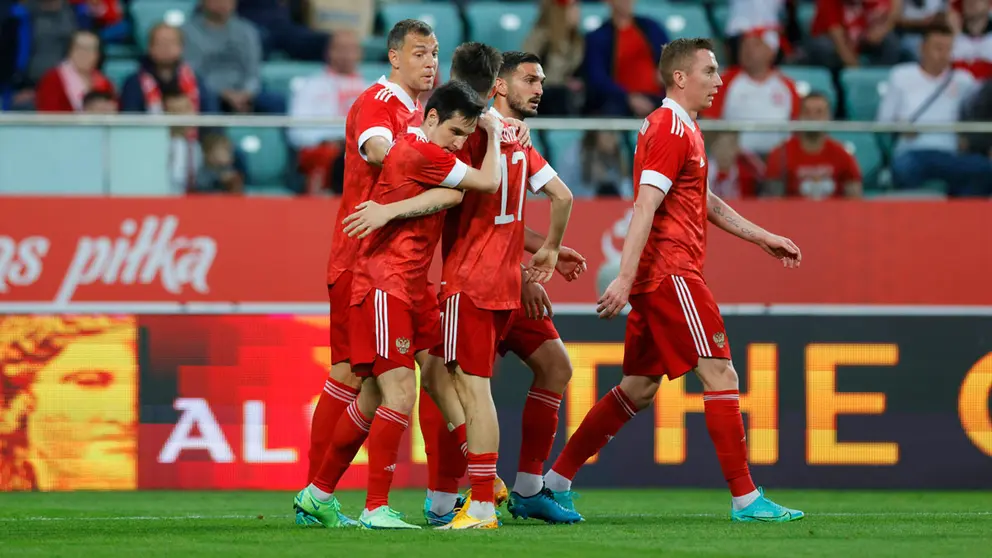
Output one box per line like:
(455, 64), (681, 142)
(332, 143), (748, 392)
(540, 130), (584, 175)
(796, 2), (817, 39)
(840, 67), (891, 120)
(102, 59), (139, 89)
(261, 61), (323, 97)
(226, 127), (289, 187)
(379, 3), (463, 66)
(779, 66), (836, 107)
(710, 4), (729, 36)
(359, 62), (392, 85)
(636, 3), (713, 40)
(831, 132), (883, 183)
(465, 2), (539, 53)
(130, 1), (195, 49)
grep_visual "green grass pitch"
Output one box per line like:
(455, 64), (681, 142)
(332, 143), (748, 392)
(2, 489), (990, 557)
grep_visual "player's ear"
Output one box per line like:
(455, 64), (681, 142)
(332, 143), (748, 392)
(387, 47), (400, 71)
(425, 108), (438, 127)
(495, 77), (508, 98)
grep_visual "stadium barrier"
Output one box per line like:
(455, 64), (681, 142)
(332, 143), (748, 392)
(0, 197), (989, 491)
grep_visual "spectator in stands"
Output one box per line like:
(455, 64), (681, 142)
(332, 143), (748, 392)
(35, 30), (114, 112)
(196, 133), (244, 193)
(950, 0), (992, 79)
(71, 0), (129, 43)
(703, 28), (801, 156)
(120, 24), (218, 114)
(877, 23), (990, 195)
(82, 89), (116, 112)
(18, 0), (79, 108)
(765, 92), (863, 199)
(583, 0), (668, 117)
(184, 0), (284, 113)
(559, 130), (632, 198)
(899, 0), (952, 59)
(164, 89), (202, 194)
(961, 76), (992, 155)
(287, 29), (366, 194)
(806, 0), (902, 69)
(238, 0), (329, 61)
(724, 0), (788, 65)
(706, 131), (764, 199)
(522, 0), (585, 116)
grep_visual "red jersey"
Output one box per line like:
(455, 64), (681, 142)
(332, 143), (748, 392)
(326, 77), (423, 285)
(811, 0), (891, 46)
(351, 133), (468, 307)
(440, 109), (557, 309)
(631, 98), (708, 294)
(765, 136), (862, 199)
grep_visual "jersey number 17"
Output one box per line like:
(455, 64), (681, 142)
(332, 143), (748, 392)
(495, 151), (526, 226)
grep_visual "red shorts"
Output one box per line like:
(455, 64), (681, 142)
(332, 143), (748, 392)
(497, 308), (561, 360)
(328, 271), (352, 365)
(623, 275), (731, 380)
(351, 288), (442, 377)
(431, 293), (511, 378)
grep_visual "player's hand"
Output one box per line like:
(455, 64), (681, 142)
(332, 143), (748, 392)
(526, 246), (559, 284)
(478, 112), (504, 137)
(521, 281), (553, 320)
(758, 233), (802, 269)
(555, 246), (587, 282)
(342, 201), (395, 239)
(597, 275), (632, 319)
(504, 117), (532, 148)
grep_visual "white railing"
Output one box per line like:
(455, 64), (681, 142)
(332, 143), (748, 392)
(1, 113), (992, 133)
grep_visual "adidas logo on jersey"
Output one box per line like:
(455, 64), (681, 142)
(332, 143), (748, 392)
(385, 464), (396, 472)
(374, 87), (394, 103)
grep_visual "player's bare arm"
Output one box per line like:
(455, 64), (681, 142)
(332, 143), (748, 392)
(706, 188), (802, 268)
(526, 176), (574, 284)
(596, 185), (666, 320)
(523, 227), (587, 281)
(343, 189), (465, 238)
(454, 113), (503, 193)
(361, 136), (392, 166)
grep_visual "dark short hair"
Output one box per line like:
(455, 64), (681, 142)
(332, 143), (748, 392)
(425, 80), (486, 124)
(499, 51), (542, 79)
(387, 19), (434, 52)
(659, 38), (716, 87)
(923, 21), (954, 40)
(82, 90), (114, 106)
(802, 90), (832, 107)
(451, 42), (502, 96)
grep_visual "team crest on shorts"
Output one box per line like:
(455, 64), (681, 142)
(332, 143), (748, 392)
(712, 332), (726, 348)
(395, 337), (411, 355)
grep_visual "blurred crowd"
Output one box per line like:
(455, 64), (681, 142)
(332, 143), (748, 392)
(1, 0), (990, 197)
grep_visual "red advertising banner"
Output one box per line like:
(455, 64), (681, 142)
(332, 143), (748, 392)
(1, 197), (991, 308)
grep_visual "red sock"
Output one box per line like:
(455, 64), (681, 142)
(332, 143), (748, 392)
(312, 399), (370, 493)
(436, 423), (467, 492)
(467, 452), (498, 504)
(518, 388), (562, 475)
(550, 386), (636, 480)
(704, 390), (756, 497)
(365, 406), (409, 510)
(418, 390), (443, 492)
(307, 377), (359, 483)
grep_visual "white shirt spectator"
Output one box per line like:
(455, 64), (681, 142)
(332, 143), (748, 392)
(287, 70), (368, 148)
(705, 67), (801, 154)
(725, 0), (783, 36)
(877, 62), (978, 153)
(169, 136), (203, 194)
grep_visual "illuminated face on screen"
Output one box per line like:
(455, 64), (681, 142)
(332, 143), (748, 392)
(27, 327), (138, 490)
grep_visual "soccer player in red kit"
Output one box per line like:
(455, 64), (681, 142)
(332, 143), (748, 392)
(543, 38), (806, 523)
(296, 80), (505, 530)
(304, 18), (436, 513)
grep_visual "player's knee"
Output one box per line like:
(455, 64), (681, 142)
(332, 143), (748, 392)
(618, 375), (660, 411)
(528, 342), (572, 392)
(695, 358), (738, 392)
(378, 371), (418, 414)
(330, 362), (361, 389)
(355, 380), (381, 417)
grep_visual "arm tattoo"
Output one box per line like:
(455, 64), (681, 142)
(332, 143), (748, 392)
(395, 204), (449, 219)
(711, 200), (758, 239)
